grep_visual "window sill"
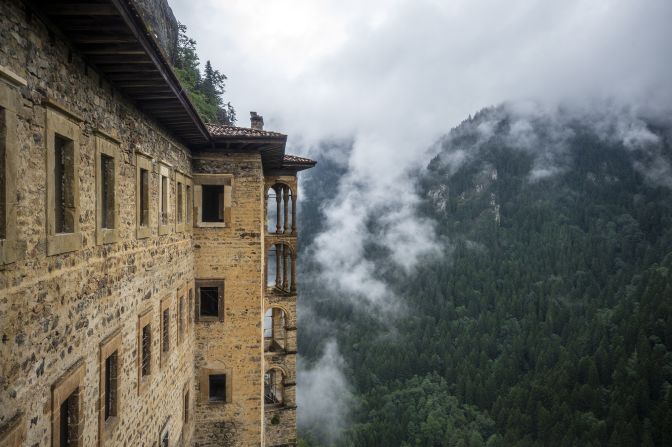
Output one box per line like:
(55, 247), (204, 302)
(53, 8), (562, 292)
(158, 224), (171, 236)
(97, 228), (119, 245)
(196, 221), (228, 228)
(0, 239), (16, 265)
(47, 232), (82, 256)
(137, 226), (151, 239)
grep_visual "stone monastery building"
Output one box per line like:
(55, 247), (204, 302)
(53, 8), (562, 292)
(0, 0), (315, 445)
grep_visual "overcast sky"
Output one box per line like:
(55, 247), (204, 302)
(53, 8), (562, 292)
(170, 0), (671, 155)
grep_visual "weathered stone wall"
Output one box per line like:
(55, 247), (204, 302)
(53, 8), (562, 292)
(191, 153), (266, 446)
(0, 1), (195, 445)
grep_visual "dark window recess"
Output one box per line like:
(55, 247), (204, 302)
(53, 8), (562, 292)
(178, 297), (184, 339)
(104, 351), (118, 420)
(161, 430), (169, 447)
(100, 154), (115, 229)
(161, 176), (168, 225)
(201, 184), (224, 222)
(183, 391), (190, 423)
(209, 374), (226, 402)
(0, 108), (6, 239)
(162, 309), (170, 352)
(186, 185), (192, 223)
(60, 388), (80, 447)
(140, 168), (149, 226)
(177, 182), (183, 223)
(141, 325), (151, 376)
(54, 134), (75, 234)
(199, 287), (219, 317)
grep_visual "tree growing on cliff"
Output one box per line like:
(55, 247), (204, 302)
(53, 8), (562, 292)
(174, 23), (236, 125)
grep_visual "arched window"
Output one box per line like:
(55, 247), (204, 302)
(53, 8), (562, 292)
(266, 183), (295, 234)
(266, 243), (295, 293)
(264, 368), (285, 405)
(264, 307), (287, 352)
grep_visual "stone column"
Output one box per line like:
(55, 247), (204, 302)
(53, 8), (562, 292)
(291, 193), (297, 234)
(275, 186), (281, 234)
(282, 185), (289, 234)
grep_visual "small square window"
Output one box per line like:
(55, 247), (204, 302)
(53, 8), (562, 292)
(199, 367), (231, 404)
(209, 374), (227, 402)
(193, 174), (232, 228)
(201, 184), (224, 223)
(200, 287), (219, 317)
(195, 280), (224, 322)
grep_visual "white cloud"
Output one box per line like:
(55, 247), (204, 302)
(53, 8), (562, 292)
(297, 340), (353, 444)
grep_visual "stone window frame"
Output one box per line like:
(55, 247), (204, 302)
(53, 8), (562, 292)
(194, 279), (224, 323)
(185, 179), (193, 232)
(199, 367), (232, 404)
(160, 294), (172, 368)
(0, 70), (23, 266)
(46, 104), (82, 256)
(175, 171), (190, 233)
(51, 358), (86, 447)
(0, 412), (25, 447)
(192, 174), (233, 228)
(135, 153), (153, 239)
(177, 283), (187, 345)
(136, 308), (153, 396)
(158, 163), (171, 236)
(95, 132), (120, 245)
(98, 329), (121, 446)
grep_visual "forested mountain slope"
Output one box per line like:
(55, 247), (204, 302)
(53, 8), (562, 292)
(298, 105), (672, 446)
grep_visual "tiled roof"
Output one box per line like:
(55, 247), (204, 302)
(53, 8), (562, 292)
(206, 123), (286, 138)
(283, 154), (317, 166)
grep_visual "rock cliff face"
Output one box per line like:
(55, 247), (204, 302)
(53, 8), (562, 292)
(132, 0), (179, 63)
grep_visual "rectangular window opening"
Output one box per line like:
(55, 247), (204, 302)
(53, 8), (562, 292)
(199, 287), (219, 317)
(201, 184), (224, 223)
(59, 388), (80, 447)
(104, 351), (118, 421)
(209, 374), (226, 402)
(140, 168), (149, 227)
(178, 296), (184, 341)
(177, 182), (183, 224)
(161, 175), (168, 226)
(100, 153), (115, 229)
(162, 309), (170, 353)
(183, 390), (190, 423)
(54, 134), (75, 234)
(141, 324), (151, 377)
(186, 185), (192, 224)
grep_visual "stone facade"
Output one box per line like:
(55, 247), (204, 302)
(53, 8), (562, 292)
(0, 1), (311, 446)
